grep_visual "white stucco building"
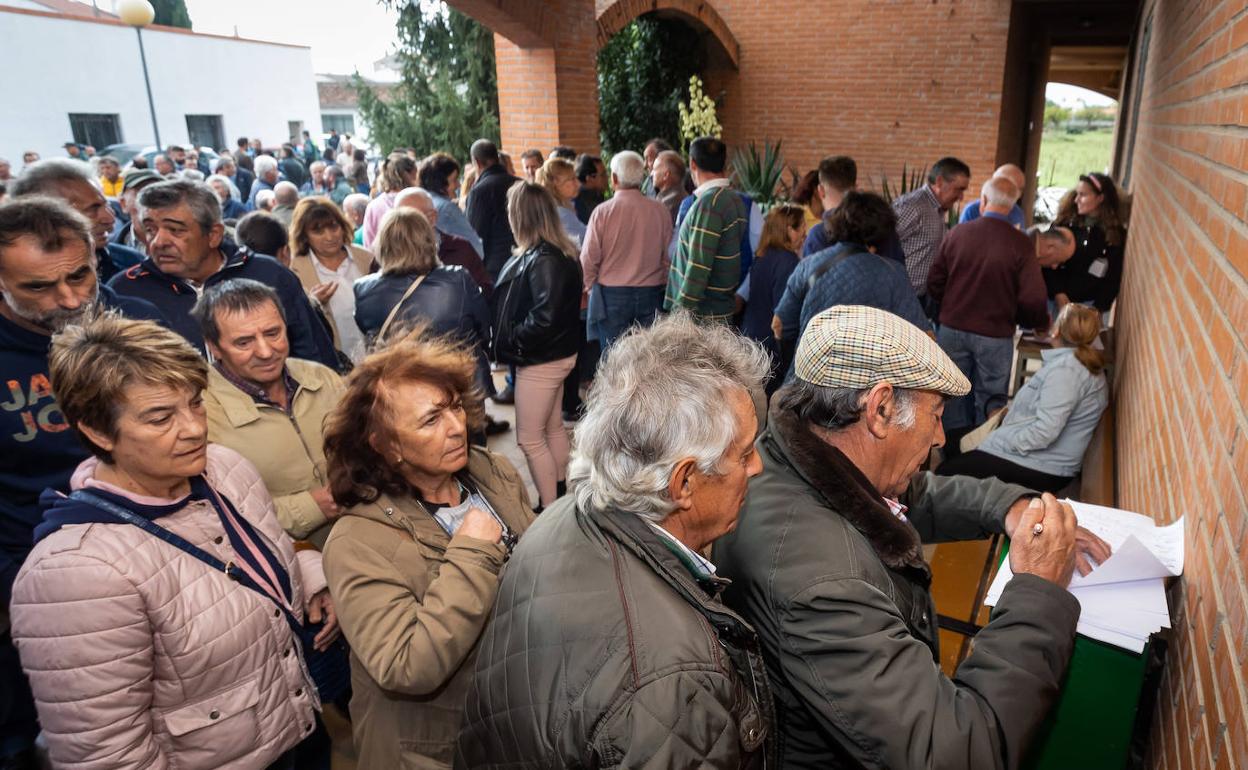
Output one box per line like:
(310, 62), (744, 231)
(0, 0), (323, 163)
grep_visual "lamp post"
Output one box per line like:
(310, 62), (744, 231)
(117, 0), (161, 150)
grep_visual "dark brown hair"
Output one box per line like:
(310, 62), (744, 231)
(1055, 172), (1125, 246)
(288, 196), (354, 257)
(323, 326), (485, 507)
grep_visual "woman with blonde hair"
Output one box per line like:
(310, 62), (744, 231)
(362, 151), (419, 247)
(288, 196), (376, 362)
(10, 315), (336, 768)
(320, 328), (533, 768)
(738, 202), (807, 393)
(492, 182), (583, 509)
(535, 156), (586, 249)
(937, 303), (1109, 492)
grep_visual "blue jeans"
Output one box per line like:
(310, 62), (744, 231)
(599, 285), (665, 350)
(937, 325), (1013, 431)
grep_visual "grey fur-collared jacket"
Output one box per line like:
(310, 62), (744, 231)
(714, 394), (1080, 769)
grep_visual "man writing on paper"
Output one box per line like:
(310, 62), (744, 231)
(715, 305), (1112, 769)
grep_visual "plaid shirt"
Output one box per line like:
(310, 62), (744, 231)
(892, 185), (948, 295)
(214, 362), (299, 415)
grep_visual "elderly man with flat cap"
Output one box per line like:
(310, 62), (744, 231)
(715, 305), (1110, 770)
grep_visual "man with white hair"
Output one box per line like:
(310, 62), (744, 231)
(578, 150), (673, 349)
(342, 193), (369, 243)
(960, 163), (1028, 227)
(458, 312), (775, 767)
(270, 181), (300, 228)
(394, 187), (492, 295)
(247, 154), (281, 210)
(300, 160), (327, 196)
(927, 175), (1049, 437)
(716, 304), (1109, 769)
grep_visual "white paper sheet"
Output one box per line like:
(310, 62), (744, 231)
(983, 501), (1182, 653)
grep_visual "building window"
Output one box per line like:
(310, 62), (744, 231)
(322, 114), (355, 134)
(185, 115), (225, 151)
(68, 113), (121, 149)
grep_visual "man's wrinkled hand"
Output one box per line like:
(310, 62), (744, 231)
(1008, 494), (1078, 588)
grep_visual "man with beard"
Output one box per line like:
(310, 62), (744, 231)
(0, 197), (165, 770)
(10, 159), (146, 283)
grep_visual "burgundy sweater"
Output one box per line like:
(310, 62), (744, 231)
(927, 214), (1049, 337)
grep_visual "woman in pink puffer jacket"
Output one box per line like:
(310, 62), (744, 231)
(8, 316), (338, 769)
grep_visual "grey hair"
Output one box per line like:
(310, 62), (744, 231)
(205, 173), (240, 203)
(190, 278), (286, 345)
(981, 176), (1018, 208)
(254, 155), (278, 176)
(569, 311), (770, 521)
(256, 189), (276, 210)
(9, 158), (94, 198)
(609, 151), (646, 189)
(394, 186), (433, 207)
(343, 193), (369, 218)
(777, 379), (917, 431)
(138, 179), (222, 232)
(180, 169), (205, 183)
(273, 181), (299, 206)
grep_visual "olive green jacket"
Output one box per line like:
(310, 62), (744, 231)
(322, 448), (534, 769)
(714, 395), (1080, 769)
(456, 496), (774, 768)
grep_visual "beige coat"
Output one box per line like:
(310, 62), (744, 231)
(204, 358), (345, 547)
(321, 447), (534, 769)
(290, 245), (375, 348)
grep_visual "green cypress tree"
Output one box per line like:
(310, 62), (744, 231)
(151, 0), (191, 29)
(356, 1), (500, 158)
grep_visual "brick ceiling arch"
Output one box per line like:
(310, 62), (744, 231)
(595, 0), (739, 68)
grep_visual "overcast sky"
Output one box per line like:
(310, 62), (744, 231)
(1047, 83), (1116, 107)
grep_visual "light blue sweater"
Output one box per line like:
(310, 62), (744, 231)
(978, 347), (1108, 477)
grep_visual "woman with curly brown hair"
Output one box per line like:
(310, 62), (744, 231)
(318, 328), (534, 769)
(1049, 171), (1127, 314)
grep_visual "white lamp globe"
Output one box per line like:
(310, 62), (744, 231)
(117, 0), (156, 27)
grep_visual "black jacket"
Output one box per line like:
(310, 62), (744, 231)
(354, 265), (490, 348)
(464, 164), (519, 280)
(1042, 218), (1125, 312)
(491, 241), (582, 366)
(106, 242), (340, 369)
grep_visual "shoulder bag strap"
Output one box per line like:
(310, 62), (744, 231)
(68, 489), (304, 638)
(377, 272), (428, 343)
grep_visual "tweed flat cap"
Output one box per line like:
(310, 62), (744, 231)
(795, 305), (970, 396)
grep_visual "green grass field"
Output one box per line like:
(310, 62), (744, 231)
(1036, 127), (1114, 190)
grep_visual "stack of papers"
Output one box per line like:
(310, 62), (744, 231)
(985, 501), (1184, 653)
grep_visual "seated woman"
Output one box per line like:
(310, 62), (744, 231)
(937, 304), (1109, 493)
(319, 330), (534, 768)
(288, 196), (376, 363)
(9, 315), (337, 769)
(737, 202), (806, 394)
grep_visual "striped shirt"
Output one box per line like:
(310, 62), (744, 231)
(664, 181), (746, 322)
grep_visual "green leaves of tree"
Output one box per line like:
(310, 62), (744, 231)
(356, 0), (500, 157)
(598, 15), (705, 155)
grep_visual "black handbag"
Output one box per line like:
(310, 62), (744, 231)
(69, 489), (352, 705)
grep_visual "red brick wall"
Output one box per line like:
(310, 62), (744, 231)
(699, 0), (1012, 196)
(1113, 0), (1248, 767)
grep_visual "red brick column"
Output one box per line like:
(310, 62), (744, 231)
(490, 0), (601, 157)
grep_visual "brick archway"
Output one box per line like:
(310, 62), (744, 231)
(595, 0), (740, 68)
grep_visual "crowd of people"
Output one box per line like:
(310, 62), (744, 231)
(0, 127), (1130, 769)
